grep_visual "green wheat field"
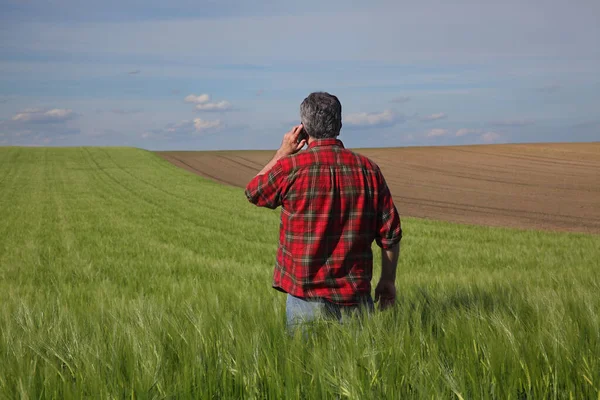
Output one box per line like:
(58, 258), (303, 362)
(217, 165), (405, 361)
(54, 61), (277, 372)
(0, 147), (599, 399)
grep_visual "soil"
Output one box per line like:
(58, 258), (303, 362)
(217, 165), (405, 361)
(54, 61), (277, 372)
(157, 142), (600, 234)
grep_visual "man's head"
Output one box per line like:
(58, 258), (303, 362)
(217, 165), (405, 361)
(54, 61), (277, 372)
(300, 92), (342, 139)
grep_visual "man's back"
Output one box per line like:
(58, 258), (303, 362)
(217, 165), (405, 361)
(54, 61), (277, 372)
(245, 138), (401, 305)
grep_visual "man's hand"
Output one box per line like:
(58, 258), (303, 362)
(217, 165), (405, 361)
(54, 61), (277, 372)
(374, 279), (396, 311)
(277, 124), (307, 157)
(255, 125), (307, 176)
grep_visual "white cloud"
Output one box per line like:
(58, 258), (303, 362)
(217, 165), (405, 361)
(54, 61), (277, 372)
(184, 94), (210, 104)
(456, 128), (483, 137)
(151, 118), (222, 138)
(1, 110), (81, 145)
(195, 101), (232, 111)
(420, 113), (447, 122)
(11, 108), (76, 123)
(481, 132), (501, 142)
(345, 109), (401, 127)
(185, 94), (232, 111)
(426, 128), (448, 137)
(193, 118), (221, 132)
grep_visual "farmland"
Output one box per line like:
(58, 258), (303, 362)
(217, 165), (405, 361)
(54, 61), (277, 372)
(158, 142), (600, 234)
(0, 146), (599, 398)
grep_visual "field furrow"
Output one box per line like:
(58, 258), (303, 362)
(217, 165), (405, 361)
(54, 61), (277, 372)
(158, 142), (600, 234)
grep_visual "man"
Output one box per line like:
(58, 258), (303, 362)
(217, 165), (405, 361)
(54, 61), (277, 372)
(245, 92), (402, 328)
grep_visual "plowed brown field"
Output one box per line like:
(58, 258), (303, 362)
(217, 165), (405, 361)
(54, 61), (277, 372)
(157, 143), (600, 234)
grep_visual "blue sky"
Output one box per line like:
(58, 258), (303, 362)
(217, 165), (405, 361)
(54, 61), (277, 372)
(0, 0), (598, 150)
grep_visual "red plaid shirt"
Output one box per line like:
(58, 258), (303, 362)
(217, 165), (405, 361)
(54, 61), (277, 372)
(245, 139), (402, 305)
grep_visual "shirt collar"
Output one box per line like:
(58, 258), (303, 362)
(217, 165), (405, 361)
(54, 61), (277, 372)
(306, 138), (345, 150)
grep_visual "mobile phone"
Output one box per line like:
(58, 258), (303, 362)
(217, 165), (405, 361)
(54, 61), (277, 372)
(297, 126), (308, 143)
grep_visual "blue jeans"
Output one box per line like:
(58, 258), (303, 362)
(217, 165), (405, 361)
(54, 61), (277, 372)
(286, 294), (374, 330)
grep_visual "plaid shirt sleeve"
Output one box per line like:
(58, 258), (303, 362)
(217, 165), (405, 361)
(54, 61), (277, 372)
(375, 170), (402, 249)
(244, 160), (287, 209)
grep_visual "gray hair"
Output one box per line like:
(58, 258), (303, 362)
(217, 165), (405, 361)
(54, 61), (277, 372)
(299, 92), (342, 139)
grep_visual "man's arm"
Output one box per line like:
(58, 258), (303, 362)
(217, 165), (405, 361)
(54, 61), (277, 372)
(244, 124), (307, 208)
(373, 168), (402, 310)
(375, 243), (400, 310)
